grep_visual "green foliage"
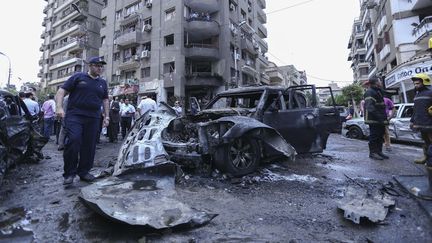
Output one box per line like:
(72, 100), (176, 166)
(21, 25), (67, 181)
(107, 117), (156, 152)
(326, 94), (347, 106)
(341, 84), (364, 103)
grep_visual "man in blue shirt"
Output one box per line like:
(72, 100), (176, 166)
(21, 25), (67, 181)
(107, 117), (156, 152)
(55, 57), (110, 185)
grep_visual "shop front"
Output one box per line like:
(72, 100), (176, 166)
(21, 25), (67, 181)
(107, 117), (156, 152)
(384, 54), (432, 103)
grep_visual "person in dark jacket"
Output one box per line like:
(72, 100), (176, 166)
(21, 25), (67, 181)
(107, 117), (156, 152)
(363, 77), (389, 160)
(410, 73), (432, 167)
(108, 96), (121, 142)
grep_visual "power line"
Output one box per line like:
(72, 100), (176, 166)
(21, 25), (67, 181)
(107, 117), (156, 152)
(264, 0), (316, 16)
(267, 51), (354, 84)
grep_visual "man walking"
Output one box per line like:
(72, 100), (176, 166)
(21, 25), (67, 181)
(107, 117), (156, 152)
(364, 77), (389, 160)
(383, 97), (394, 151)
(55, 57), (109, 185)
(137, 95), (157, 116)
(120, 98), (135, 139)
(410, 73), (432, 167)
(41, 94), (56, 139)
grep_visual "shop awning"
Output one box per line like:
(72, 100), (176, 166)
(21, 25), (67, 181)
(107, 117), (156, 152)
(384, 53), (432, 88)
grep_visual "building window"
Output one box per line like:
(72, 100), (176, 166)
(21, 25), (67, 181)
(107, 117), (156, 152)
(123, 46), (137, 61)
(101, 36), (105, 45)
(115, 10), (122, 20)
(143, 42), (151, 51)
(229, 0), (237, 11)
(125, 1), (143, 17)
(144, 17), (152, 25)
(165, 8), (176, 21)
(164, 34), (174, 46)
(241, 9), (246, 20)
(102, 17), (106, 27)
(113, 52), (120, 61)
(141, 67), (151, 78)
(163, 62), (175, 73)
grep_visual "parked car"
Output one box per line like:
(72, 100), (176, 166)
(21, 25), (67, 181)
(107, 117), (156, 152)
(114, 85), (340, 177)
(342, 103), (422, 143)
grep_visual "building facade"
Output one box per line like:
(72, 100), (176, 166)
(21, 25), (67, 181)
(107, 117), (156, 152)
(265, 63), (307, 87)
(39, 0), (104, 92)
(348, 0), (432, 102)
(99, 0), (269, 102)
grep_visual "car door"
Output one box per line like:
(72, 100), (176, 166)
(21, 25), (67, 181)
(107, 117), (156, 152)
(262, 85), (336, 153)
(391, 104), (421, 142)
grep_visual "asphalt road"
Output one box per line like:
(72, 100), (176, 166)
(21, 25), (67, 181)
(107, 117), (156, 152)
(0, 134), (431, 242)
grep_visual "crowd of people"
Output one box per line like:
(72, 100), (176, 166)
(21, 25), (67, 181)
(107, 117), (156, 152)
(187, 11), (211, 21)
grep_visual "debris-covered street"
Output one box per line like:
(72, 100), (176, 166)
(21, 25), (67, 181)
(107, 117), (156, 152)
(1, 134), (431, 242)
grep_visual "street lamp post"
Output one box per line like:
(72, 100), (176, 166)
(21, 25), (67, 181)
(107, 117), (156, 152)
(0, 52), (11, 89)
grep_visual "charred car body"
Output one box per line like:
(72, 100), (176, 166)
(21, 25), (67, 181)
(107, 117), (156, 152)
(115, 85), (340, 176)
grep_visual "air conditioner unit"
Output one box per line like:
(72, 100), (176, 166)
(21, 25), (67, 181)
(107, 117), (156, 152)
(235, 53), (241, 60)
(146, 2), (152, 8)
(141, 50), (150, 58)
(115, 70), (121, 76)
(143, 24), (152, 32)
(133, 55), (140, 61)
(229, 3), (235, 11)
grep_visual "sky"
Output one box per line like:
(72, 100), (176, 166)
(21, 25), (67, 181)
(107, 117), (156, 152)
(0, 0), (359, 89)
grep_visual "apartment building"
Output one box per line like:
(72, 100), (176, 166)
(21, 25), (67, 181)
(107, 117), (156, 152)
(39, 0), (104, 92)
(266, 63), (307, 87)
(348, 0), (432, 102)
(100, 0), (269, 102)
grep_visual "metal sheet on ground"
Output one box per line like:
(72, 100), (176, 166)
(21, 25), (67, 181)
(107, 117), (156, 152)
(394, 175), (432, 218)
(338, 186), (395, 224)
(79, 164), (217, 229)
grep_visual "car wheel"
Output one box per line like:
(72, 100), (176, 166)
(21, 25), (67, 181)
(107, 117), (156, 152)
(214, 137), (260, 177)
(347, 126), (363, 139)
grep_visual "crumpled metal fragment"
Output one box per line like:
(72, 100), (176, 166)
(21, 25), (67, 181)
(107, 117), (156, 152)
(338, 186), (395, 224)
(80, 163), (217, 229)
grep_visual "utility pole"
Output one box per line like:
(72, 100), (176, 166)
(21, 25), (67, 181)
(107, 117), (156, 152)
(0, 51), (11, 89)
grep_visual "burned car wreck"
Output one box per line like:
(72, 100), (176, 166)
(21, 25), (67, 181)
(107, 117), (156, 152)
(0, 90), (48, 185)
(115, 85), (340, 177)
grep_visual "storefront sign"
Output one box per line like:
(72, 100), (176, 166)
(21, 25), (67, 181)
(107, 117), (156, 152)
(385, 59), (432, 88)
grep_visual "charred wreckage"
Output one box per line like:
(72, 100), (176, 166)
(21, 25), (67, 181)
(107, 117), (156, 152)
(114, 85), (340, 177)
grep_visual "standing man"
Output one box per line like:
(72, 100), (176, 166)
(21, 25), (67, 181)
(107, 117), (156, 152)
(363, 77), (389, 160)
(410, 73), (432, 166)
(172, 100), (182, 116)
(41, 94), (56, 139)
(55, 57), (109, 185)
(137, 95), (157, 116)
(108, 96), (121, 142)
(120, 98), (136, 139)
(23, 92), (40, 118)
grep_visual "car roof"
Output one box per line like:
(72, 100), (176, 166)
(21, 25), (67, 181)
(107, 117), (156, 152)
(217, 86), (286, 96)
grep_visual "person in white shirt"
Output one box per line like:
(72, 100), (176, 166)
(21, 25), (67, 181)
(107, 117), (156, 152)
(137, 95), (157, 116)
(120, 98), (136, 139)
(172, 100), (182, 116)
(23, 92), (40, 117)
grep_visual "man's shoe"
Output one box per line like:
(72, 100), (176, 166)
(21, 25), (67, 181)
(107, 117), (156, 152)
(63, 176), (74, 185)
(79, 173), (96, 182)
(369, 153), (384, 160)
(377, 152), (389, 159)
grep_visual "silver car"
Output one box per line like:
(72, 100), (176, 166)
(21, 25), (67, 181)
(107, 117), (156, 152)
(342, 103), (422, 143)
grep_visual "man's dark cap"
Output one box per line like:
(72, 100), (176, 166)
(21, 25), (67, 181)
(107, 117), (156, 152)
(19, 92), (25, 98)
(88, 56), (107, 65)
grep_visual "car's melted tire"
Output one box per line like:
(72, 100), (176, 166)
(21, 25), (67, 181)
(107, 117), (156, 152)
(348, 126), (363, 139)
(214, 137), (260, 177)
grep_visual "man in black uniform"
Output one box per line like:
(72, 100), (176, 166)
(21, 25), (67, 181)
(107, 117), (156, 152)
(410, 73), (432, 168)
(364, 77), (389, 160)
(55, 57), (109, 185)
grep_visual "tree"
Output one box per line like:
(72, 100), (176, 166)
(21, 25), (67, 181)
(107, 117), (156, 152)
(326, 94), (347, 106)
(342, 84), (364, 117)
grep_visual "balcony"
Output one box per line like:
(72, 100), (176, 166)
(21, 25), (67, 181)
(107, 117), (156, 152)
(184, 0), (219, 13)
(354, 30), (365, 39)
(118, 56), (140, 71)
(241, 38), (258, 56)
(120, 12), (140, 27)
(413, 16), (432, 44)
(241, 62), (258, 77)
(52, 22), (86, 41)
(49, 57), (83, 71)
(184, 44), (219, 60)
(258, 38), (268, 53)
(51, 39), (86, 56)
(379, 44), (390, 61)
(185, 72), (223, 87)
(257, 54), (269, 66)
(260, 72), (270, 84)
(115, 31), (142, 47)
(266, 68), (283, 83)
(257, 24), (267, 39)
(185, 19), (220, 41)
(355, 44), (367, 54)
(257, 7), (266, 24)
(257, 0), (266, 9)
(377, 15), (387, 35)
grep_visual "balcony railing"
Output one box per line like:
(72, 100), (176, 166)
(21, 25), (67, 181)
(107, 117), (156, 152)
(379, 44), (390, 61)
(413, 16), (432, 42)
